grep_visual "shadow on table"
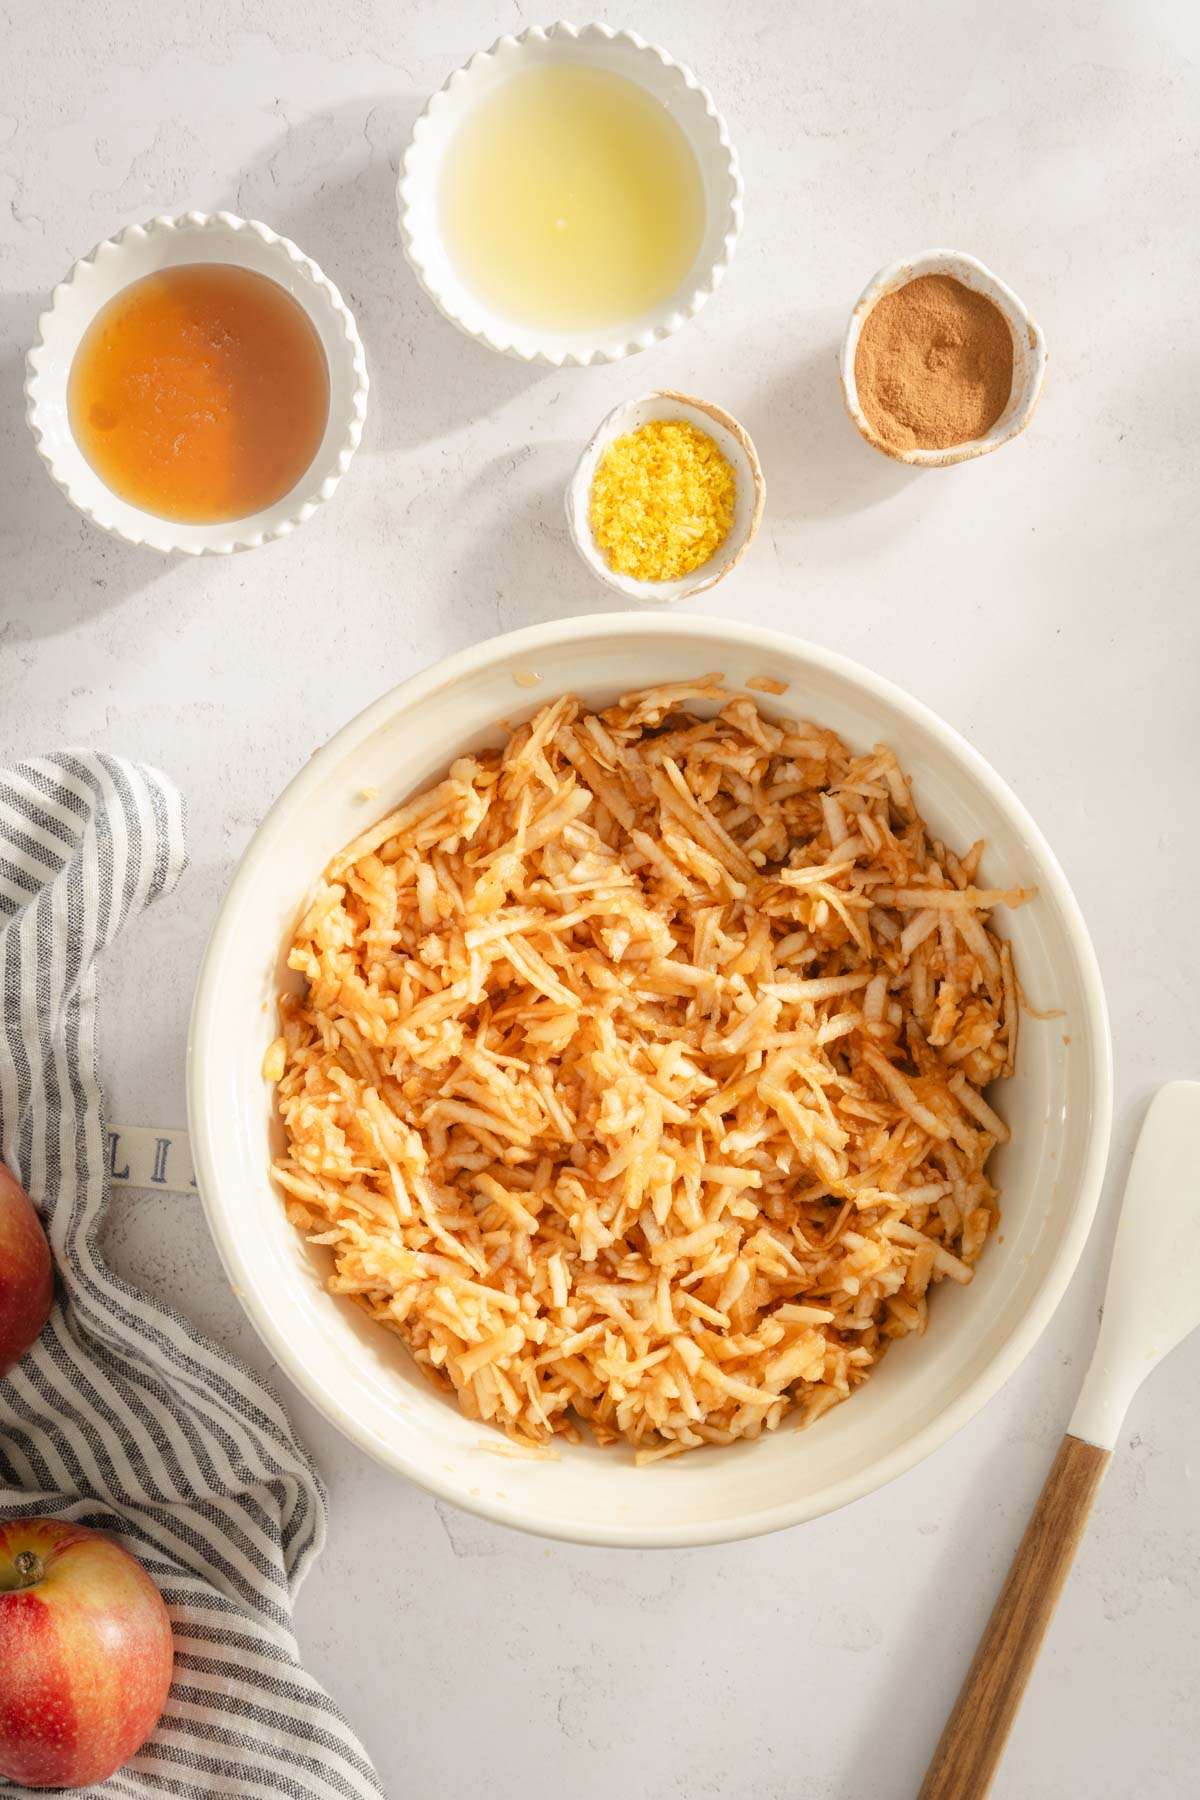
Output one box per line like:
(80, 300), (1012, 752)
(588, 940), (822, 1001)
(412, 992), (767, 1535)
(2, 91), (547, 649)
(748, 340), (922, 522)
(836, 1432), (1046, 1799)
(448, 444), (614, 633)
(0, 292), (170, 648)
(225, 96), (551, 458)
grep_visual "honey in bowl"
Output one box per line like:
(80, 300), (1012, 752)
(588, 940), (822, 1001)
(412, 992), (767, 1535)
(67, 263), (330, 525)
(438, 64), (706, 333)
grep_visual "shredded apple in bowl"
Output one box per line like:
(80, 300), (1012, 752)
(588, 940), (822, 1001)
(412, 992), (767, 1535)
(266, 679), (1031, 1463)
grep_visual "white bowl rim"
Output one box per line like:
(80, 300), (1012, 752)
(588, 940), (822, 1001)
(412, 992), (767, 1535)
(24, 211), (370, 556)
(565, 390), (766, 603)
(397, 21), (744, 367)
(839, 247), (1048, 468)
(188, 613), (1112, 1546)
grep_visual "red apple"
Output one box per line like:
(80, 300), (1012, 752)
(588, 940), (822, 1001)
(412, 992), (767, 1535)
(0, 1518), (174, 1789)
(0, 1163), (53, 1374)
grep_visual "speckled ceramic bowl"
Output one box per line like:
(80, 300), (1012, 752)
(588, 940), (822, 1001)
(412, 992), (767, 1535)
(398, 22), (743, 366)
(839, 249), (1047, 468)
(567, 391), (765, 602)
(25, 212), (369, 555)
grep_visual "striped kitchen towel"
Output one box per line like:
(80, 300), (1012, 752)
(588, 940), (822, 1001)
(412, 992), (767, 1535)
(0, 752), (382, 1800)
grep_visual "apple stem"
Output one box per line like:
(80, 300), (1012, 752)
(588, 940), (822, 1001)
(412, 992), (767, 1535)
(13, 1549), (43, 1589)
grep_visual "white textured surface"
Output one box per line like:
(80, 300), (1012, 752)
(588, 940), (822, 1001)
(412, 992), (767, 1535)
(2, 2), (1198, 1796)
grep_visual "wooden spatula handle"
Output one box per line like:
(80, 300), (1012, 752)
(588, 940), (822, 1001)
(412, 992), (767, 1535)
(917, 1433), (1111, 1800)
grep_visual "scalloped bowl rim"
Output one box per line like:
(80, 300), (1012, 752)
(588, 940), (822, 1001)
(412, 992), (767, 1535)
(397, 22), (744, 367)
(24, 211), (370, 555)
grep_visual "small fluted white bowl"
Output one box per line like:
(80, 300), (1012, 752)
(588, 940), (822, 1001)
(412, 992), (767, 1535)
(567, 391), (765, 602)
(398, 22), (743, 366)
(840, 249), (1047, 468)
(25, 213), (369, 555)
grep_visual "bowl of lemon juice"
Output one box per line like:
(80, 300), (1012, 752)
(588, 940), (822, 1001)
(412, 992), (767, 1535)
(399, 22), (743, 365)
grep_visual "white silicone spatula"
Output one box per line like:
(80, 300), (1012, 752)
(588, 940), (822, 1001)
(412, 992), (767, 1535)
(919, 1081), (1200, 1800)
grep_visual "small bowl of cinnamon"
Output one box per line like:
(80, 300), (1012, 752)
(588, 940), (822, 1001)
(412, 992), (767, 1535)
(839, 249), (1046, 468)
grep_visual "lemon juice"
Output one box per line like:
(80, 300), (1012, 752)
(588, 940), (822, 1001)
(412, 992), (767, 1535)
(439, 64), (706, 332)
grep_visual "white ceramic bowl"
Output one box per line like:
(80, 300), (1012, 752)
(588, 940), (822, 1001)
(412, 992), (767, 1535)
(188, 615), (1111, 1547)
(398, 22), (743, 365)
(839, 249), (1047, 467)
(25, 213), (369, 554)
(567, 391), (765, 602)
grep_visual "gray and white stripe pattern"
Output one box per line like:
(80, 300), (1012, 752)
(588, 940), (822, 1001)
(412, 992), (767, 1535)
(0, 752), (382, 1800)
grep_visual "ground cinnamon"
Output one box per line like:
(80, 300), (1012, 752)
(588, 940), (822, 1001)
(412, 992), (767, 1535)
(854, 273), (1013, 455)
